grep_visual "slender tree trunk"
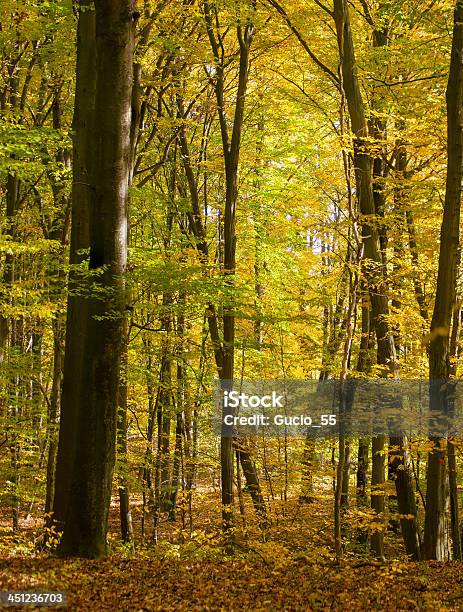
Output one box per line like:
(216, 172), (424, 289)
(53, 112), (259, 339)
(253, 112), (265, 349)
(169, 306), (187, 520)
(334, 265), (357, 561)
(45, 315), (65, 519)
(159, 290), (173, 513)
(2, 168), (21, 531)
(301, 257), (349, 502)
(356, 291), (371, 545)
(205, 3), (255, 538)
(356, 291), (371, 514)
(333, 0), (420, 560)
(117, 323), (133, 545)
(387, 131), (421, 561)
(394, 129), (428, 323)
(142, 335), (156, 521)
(177, 14), (262, 537)
(45, 93), (70, 525)
(168, 412), (183, 522)
(356, 438), (369, 499)
(235, 440), (268, 526)
(448, 304), (461, 558)
(424, 0), (463, 561)
(334, 425), (346, 561)
(448, 436), (461, 558)
(341, 441), (351, 509)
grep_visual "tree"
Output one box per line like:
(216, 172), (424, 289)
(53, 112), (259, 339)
(423, 0), (463, 561)
(203, 0), (255, 536)
(52, 0), (95, 535)
(55, 0), (136, 558)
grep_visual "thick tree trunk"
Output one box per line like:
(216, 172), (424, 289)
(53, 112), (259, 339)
(52, 0), (94, 532)
(423, 0), (463, 561)
(57, 0), (134, 558)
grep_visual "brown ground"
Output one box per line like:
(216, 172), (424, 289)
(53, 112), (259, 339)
(0, 478), (463, 612)
(1, 492), (462, 610)
(1, 555), (463, 610)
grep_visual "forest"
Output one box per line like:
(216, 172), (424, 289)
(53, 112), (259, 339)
(1, 0), (463, 609)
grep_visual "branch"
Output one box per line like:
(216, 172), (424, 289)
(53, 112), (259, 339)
(203, 0), (231, 156)
(312, 0), (334, 19)
(131, 321), (163, 333)
(357, 0), (374, 26)
(367, 73), (446, 87)
(263, 0), (340, 88)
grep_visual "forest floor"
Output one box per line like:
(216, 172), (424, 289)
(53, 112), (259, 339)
(1, 492), (463, 610)
(2, 554), (463, 611)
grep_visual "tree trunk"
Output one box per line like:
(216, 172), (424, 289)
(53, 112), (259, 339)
(57, 0), (134, 558)
(45, 315), (65, 520)
(52, 0), (94, 532)
(168, 412), (183, 522)
(117, 323), (133, 545)
(448, 305), (461, 558)
(356, 439), (369, 501)
(356, 293), (371, 543)
(448, 436), (461, 558)
(44, 91), (70, 526)
(177, 8), (261, 538)
(334, 261), (357, 561)
(204, 3), (255, 538)
(333, 0), (420, 560)
(235, 440), (268, 526)
(424, 0), (463, 561)
(169, 307), (187, 521)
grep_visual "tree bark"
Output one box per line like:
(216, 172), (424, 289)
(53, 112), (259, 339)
(44, 91), (71, 528)
(52, 0), (94, 532)
(57, 0), (135, 558)
(448, 304), (461, 558)
(200, 3), (256, 538)
(423, 0), (463, 561)
(333, 0), (420, 560)
(117, 323), (133, 545)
